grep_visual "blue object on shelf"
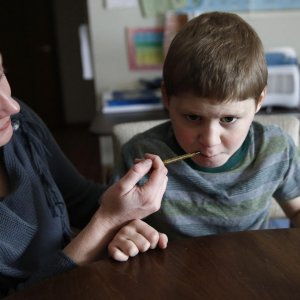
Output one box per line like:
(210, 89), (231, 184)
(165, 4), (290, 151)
(266, 53), (298, 66)
(265, 47), (298, 66)
(101, 88), (164, 113)
(107, 97), (161, 106)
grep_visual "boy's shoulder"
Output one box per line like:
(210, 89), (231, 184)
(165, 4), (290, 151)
(252, 120), (296, 149)
(252, 120), (292, 138)
(122, 120), (173, 155)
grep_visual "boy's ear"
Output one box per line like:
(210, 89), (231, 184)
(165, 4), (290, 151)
(256, 87), (267, 113)
(161, 82), (170, 109)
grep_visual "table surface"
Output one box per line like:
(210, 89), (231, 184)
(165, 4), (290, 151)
(7, 228), (300, 300)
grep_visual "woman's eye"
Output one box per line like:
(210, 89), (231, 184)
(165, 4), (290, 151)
(220, 117), (237, 124)
(185, 115), (201, 121)
(0, 71), (6, 82)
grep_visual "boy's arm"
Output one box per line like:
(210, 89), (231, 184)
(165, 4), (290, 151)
(279, 196), (300, 227)
(108, 219), (168, 262)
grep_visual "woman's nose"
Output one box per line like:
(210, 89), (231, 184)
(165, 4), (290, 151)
(0, 90), (20, 115)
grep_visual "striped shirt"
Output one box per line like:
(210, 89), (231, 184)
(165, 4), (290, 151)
(112, 121), (300, 241)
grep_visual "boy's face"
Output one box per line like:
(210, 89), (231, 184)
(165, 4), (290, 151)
(163, 91), (263, 168)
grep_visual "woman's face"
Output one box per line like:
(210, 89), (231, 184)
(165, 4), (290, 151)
(0, 63), (20, 147)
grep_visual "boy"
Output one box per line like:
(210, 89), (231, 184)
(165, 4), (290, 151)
(112, 12), (300, 241)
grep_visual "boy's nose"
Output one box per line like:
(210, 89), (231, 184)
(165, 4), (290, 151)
(198, 123), (221, 148)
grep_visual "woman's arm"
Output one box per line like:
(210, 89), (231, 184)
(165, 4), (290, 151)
(63, 154), (168, 265)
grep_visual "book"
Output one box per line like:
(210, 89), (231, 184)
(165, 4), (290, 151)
(101, 89), (164, 114)
(102, 103), (164, 113)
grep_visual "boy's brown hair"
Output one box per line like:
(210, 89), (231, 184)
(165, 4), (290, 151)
(163, 11), (268, 104)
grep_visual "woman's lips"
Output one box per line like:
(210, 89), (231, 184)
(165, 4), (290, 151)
(0, 119), (11, 131)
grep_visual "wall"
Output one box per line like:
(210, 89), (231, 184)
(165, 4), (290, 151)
(240, 10), (300, 54)
(87, 1), (300, 108)
(87, 0), (163, 109)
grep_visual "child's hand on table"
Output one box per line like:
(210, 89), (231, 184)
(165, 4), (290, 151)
(108, 219), (168, 262)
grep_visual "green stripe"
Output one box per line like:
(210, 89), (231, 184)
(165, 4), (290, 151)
(161, 192), (270, 218)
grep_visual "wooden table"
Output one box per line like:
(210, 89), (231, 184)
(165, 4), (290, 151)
(7, 228), (300, 300)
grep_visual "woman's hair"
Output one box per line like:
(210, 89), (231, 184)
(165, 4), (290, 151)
(163, 11), (268, 104)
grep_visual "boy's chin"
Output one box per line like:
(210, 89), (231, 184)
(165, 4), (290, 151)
(193, 154), (230, 168)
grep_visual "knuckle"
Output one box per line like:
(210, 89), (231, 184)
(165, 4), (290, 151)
(127, 245), (139, 257)
(131, 162), (143, 174)
(108, 244), (117, 256)
(120, 226), (132, 236)
(130, 219), (140, 227)
(148, 230), (159, 244)
(111, 181), (125, 195)
(140, 240), (151, 252)
(121, 221), (136, 234)
(152, 201), (161, 212)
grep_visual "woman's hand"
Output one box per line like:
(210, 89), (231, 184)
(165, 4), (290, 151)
(98, 154), (168, 227)
(108, 219), (168, 262)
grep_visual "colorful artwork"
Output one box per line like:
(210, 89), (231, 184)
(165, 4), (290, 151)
(140, 0), (300, 17)
(178, 0), (300, 13)
(126, 27), (164, 70)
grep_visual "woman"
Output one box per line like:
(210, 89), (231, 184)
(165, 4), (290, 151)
(0, 54), (168, 296)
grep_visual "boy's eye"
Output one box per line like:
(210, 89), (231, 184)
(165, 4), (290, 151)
(220, 117), (237, 124)
(185, 115), (201, 121)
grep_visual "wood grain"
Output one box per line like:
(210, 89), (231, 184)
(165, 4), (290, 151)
(7, 228), (300, 300)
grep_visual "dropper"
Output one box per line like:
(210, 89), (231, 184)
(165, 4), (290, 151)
(163, 151), (201, 165)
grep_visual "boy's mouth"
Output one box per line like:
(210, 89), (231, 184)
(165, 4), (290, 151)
(199, 153), (217, 158)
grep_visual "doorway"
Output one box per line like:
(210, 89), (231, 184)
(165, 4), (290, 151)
(0, 0), (63, 130)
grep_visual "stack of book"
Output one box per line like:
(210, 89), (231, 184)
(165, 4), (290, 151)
(101, 88), (164, 114)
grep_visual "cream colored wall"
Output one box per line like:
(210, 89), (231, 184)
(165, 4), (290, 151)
(87, 0), (163, 109)
(240, 11), (300, 54)
(87, 1), (300, 109)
